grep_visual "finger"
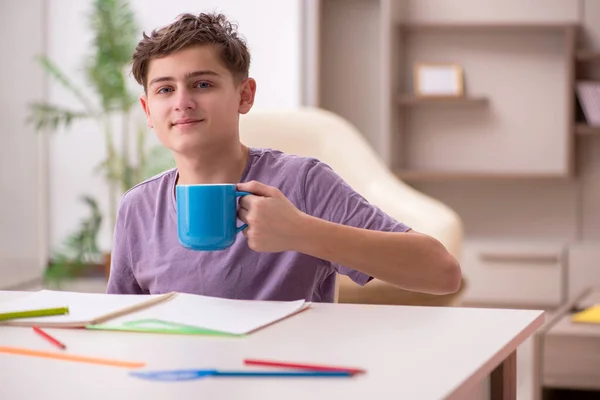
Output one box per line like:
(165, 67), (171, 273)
(237, 180), (278, 197)
(239, 194), (259, 210)
(238, 207), (249, 224)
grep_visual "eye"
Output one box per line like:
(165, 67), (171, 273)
(157, 87), (173, 94)
(195, 81), (212, 89)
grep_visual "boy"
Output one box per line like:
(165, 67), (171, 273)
(106, 12), (461, 301)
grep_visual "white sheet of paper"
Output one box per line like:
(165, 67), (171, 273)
(101, 293), (308, 335)
(0, 290), (168, 325)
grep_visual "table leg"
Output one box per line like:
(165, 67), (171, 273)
(490, 350), (517, 400)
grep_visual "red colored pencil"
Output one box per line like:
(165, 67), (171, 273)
(243, 359), (365, 375)
(33, 326), (67, 350)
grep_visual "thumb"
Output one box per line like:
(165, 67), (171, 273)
(237, 180), (278, 197)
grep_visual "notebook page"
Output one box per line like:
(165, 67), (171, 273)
(0, 290), (171, 326)
(101, 293), (308, 335)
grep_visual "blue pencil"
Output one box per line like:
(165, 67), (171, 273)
(213, 370), (352, 378)
(130, 369), (353, 381)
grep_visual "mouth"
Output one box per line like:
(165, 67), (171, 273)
(172, 119), (204, 127)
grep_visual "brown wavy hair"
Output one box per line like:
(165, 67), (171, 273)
(131, 12), (251, 91)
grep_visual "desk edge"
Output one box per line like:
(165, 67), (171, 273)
(444, 310), (545, 400)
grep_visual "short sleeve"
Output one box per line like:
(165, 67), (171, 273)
(105, 197), (145, 294)
(303, 160), (411, 286)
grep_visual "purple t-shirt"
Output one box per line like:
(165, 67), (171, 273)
(106, 148), (410, 302)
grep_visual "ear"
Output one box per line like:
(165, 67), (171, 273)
(238, 78), (256, 115)
(140, 94), (153, 128)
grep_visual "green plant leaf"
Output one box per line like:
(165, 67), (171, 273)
(86, 0), (138, 111)
(26, 102), (91, 132)
(35, 55), (98, 115)
(53, 195), (103, 266)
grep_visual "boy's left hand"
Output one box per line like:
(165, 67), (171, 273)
(237, 181), (307, 252)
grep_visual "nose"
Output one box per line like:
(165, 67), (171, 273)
(174, 88), (196, 111)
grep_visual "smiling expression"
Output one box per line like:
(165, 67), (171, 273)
(140, 45), (255, 156)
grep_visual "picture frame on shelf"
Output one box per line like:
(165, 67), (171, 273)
(414, 63), (464, 98)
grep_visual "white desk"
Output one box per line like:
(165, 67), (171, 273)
(0, 291), (543, 400)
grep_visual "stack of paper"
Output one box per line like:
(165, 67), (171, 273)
(0, 290), (310, 335)
(0, 290), (174, 328)
(92, 293), (309, 336)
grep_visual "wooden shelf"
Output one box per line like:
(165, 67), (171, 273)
(576, 50), (600, 63)
(394, 170), (568, 182)
(397, 95), (488, 106)
(398, 22), (577, 32)
(576, 123), (600, 136)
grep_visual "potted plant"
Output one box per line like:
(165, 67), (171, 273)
(27, 0), (174, 286)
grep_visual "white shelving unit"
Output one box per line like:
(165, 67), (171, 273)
(314, 0), (577, 180)
(306, 0), (600, 308)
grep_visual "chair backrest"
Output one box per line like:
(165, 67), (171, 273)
(239, 107), (464, 261)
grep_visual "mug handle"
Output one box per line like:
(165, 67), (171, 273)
(236, 191), (250, 232)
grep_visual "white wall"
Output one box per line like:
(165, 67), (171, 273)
(0, 0), (47, 288)
(46, 0), (302, 252)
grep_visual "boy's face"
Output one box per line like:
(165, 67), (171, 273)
(140, 45), (255, 156)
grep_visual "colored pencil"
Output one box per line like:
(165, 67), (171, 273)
(130, 369), (353, 381)
(243, 359), (366, 375)
(0, 346), (146, 369)
(33, 326), (67, 350)
(213, 370), (352, 377)
(0, 307), (69, 322)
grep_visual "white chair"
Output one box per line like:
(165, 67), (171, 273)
(239, 107), (465, 305)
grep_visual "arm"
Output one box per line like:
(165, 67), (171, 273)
(293, 215), (460, 295)
(105, 200), (145, 294)
(237, 177), (461, 296)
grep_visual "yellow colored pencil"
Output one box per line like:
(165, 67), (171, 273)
(0, 307), (69, 322)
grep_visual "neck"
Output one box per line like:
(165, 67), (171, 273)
(175, 142), (250, 185)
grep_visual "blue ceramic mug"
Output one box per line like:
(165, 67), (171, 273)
(176, 184), (250, 251)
